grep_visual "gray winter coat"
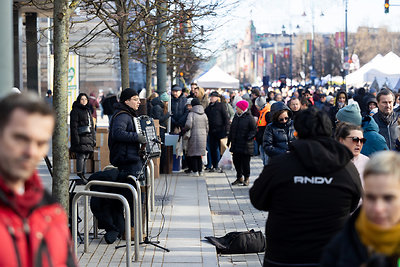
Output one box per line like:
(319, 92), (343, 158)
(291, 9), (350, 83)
(185, 105), (209, 156)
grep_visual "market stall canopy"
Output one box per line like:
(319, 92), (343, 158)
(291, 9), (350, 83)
(196, 65), (240, 89)
(346, 52), (400, 89)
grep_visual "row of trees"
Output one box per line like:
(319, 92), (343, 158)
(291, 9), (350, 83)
(19, 0), (228, 210)
(68, 0), (222, 95)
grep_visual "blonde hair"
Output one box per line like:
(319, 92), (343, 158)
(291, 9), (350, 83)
(197, 87), (205, 99)
(364, 151), (400, 180)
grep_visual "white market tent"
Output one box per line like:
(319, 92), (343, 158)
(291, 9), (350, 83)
(346, 52), (400, 89)
(196, 65), (240, 89)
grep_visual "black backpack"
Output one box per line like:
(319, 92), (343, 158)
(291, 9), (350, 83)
(205, 229), (266, 254)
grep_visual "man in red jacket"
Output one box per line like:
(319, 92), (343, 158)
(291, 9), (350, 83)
(0, 92), (77, 267)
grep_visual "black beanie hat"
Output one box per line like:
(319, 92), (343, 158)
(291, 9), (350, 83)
(120, 88), (138, 103)
(191, 98), (201, 106)
(294, 107), (332, 139)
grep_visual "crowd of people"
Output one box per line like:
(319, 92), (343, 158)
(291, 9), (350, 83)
(2, 80), (400, 265)
(65, 81), (400, 264)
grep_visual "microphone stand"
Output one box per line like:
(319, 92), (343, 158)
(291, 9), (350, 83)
(116, 139), (170, 252)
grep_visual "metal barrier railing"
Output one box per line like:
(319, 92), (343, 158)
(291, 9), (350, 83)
(127, 175), (143, 238)
(84, 180), (140, 261)
(149, 159), (155, 211)
(146, 165), (152, 217)
(88, 179), (142, 241)
(72, 191), (133, 266)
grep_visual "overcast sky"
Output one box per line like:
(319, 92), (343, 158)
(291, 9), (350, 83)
(208, 0), (400, 50)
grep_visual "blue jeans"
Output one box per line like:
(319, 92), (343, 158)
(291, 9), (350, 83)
(208, 133), (222, 169)
(253, 140), (259, 156)
(259, 145), (268, 166)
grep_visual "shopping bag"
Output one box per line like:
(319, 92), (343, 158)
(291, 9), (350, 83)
(202, 150), (208, 165)
(175, 137), (184, 157)
(218, 148), (233, 170)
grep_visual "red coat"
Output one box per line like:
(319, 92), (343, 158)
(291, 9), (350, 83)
(0, 172), (77, 267)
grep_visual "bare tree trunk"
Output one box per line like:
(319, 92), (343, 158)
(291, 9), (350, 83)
(52, 0), (72, 211)
(116, 0), (129, 89)
(146, 55), (153, 97)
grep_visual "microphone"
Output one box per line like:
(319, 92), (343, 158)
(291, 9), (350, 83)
(151, 138), (162, 144)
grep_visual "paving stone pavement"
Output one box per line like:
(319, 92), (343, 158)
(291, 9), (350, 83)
(37, 154), (268, 267)
(206, 157), (267, 267)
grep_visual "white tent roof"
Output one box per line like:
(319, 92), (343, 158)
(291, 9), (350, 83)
(197, 65), (239, 89)
(346, 52), (400, 89)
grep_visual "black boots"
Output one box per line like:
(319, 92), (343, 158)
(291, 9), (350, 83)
(231, 177), (244, 185)
(231, 177), (249, 186)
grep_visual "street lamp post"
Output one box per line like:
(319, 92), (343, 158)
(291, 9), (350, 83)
(344, 0), (349, 77)
(282, 25), (299, 87)
(290, 33), (293, 83)
(302, 10), (324, 85)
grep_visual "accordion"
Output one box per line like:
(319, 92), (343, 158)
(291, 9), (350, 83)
(133, 115), (161, 158)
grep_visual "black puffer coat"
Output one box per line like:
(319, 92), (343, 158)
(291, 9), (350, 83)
(171, 95), (187, 130)
(205, 101), (229, 138)
(150, 97), (170, 141)
(262, 102), (295, 158)
(70, 101), (95, 153)
(320, 209), (368, 266)
(228, 111), (257, 155)
(108, 103), (141, 167)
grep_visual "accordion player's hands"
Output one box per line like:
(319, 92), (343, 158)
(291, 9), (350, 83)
(137, 133), (147, 144)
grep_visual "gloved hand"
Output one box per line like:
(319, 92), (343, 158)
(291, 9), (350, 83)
(137, 133), (147, 144)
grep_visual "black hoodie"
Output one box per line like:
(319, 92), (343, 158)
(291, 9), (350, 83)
(250, 136), (362, 266)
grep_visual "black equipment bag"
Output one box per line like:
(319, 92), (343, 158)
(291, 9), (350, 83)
(205, 229), (266, 254)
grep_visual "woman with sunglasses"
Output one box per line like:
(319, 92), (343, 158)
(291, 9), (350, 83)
(262, 102), (295, 164)
(335, 122), (369, 183)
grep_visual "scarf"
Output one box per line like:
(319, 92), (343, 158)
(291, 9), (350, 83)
(356, 208), (400, 256)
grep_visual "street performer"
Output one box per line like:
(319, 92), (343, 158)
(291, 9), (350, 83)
(106, 88), (147, 243)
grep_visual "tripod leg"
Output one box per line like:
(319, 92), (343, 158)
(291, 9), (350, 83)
(115, 154), (170, 252)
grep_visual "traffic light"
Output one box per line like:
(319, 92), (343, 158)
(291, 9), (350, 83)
(385, 0), (389, 13)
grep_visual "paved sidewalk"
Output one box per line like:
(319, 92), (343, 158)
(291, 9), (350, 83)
(207, 158), (266, 266)
(37, 155), (267, 266)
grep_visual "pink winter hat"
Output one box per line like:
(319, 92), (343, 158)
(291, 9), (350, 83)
(236, 100), (249, 111)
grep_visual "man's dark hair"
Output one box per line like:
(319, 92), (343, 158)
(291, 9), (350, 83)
(376, 89), (395, 103)
(294, 107), (332, 139)
(300, 96), (312, 107)
(0, 92), (54, 132)
(251, 88), (260, 97)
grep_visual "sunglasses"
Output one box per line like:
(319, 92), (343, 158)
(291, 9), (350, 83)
(346, 136), (367, 144)
(279, 117), (289, 122)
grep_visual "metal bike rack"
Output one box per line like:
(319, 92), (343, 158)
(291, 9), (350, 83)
(149, 159), (155, 211)
(72, 191), (134, 266)
(127, 175), (143, 237)
(86, 180), (142, 239)
(84, 180), (141, 258)
(146, 165), (152, 215)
